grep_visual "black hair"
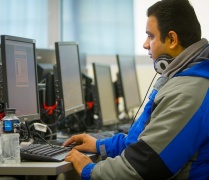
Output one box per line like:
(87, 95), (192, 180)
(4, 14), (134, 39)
(147, 0), (201, 48)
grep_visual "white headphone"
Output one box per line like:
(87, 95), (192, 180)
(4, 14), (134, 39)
(154, 55), (174, 74)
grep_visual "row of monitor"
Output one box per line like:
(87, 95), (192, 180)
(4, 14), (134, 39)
(93, 55), (142, 127)
(0, 34), (141, 134)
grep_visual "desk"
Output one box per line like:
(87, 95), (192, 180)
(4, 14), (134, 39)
(0, 161), (72, 176)
(0, 154), (99, 180)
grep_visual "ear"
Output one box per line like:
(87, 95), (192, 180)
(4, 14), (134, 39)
(168, 31), (178, 49)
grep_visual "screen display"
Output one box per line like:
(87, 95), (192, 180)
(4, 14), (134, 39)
(117, 55), (141, 112)
(1, 35), (40, 122)
(93, 63), (119, 126)
(55, 42), (85, 116)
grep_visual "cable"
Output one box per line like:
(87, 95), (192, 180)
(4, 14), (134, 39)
(28, 123), (53, 141)
(130, 72), (158, 128)
(39, 98), (65, 128)
(19, 121), (32, 142)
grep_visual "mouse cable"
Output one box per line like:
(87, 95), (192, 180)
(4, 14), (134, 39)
(130, 72), (158, 128)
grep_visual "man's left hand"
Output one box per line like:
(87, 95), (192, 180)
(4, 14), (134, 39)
(65, 148), (93, 175)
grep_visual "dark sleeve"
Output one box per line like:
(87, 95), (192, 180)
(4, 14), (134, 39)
(124, 139), (173, 180)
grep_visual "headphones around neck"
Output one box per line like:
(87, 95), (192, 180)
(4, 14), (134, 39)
(154, 55), (175, 74)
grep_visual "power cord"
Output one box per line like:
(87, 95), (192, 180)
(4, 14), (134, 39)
(19, 120), (54, 143)
(130, 72), (158, 128)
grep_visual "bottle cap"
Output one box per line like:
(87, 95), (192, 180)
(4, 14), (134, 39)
(4, 108), (16, 114)
(4, 108), (16, 111)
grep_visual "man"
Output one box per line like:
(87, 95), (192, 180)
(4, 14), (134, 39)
(64, 0), (209, 179)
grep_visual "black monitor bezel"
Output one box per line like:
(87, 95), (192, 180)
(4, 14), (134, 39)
(37, 63), (54, 83)
(116, 54), (141, 112)
(92, 62), (119, 126)
(54, 41), (86, 117)
(1, 35), (41, 122)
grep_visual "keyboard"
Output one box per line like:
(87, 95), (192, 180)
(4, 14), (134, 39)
(20, 143), (74, 162)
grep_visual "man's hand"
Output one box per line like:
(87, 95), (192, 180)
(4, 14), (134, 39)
(65, 148), (93, 175)
(63, 133), (97, 153)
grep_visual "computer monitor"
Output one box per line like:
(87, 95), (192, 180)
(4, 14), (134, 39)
(116, 54), (141, 113)
(92, 63), (119, 126)
(37, 63), (54, 83)
(0, 35), (40, 122)
(36, 48), (56, 65)
(36, 49), (55, 84)
(54, 41), (85, 117)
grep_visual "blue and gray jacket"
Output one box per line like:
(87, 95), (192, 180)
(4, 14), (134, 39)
(82, 38), (209, 180)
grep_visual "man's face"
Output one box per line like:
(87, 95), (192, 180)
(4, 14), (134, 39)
(143, 16), (171, 61)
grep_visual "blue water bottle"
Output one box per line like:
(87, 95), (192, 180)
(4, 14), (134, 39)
(1, 108), (20, 164)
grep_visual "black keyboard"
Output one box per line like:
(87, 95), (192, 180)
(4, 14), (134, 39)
(20, 143), (74, 162)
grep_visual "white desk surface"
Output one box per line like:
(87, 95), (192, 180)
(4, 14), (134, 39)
(0, 161), (72, 175)
(0, 154), (98, 176)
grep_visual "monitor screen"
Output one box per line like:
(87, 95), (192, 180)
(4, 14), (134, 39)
(93, 63), (119, 126)
(36, 49), (55, 83)
(0, 35), (40, 122)
(116, 55), (141, 112)
(36, 48), (56, 65)
(54, 41), (85, 117)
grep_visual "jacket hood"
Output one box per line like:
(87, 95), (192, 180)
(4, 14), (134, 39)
(176, 50), (209, 79)
(163, 38), (208, 78)
(154, 39), (209, 91)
